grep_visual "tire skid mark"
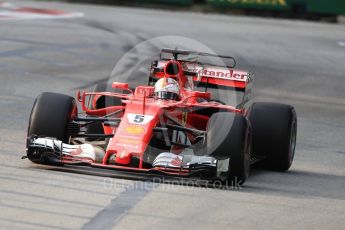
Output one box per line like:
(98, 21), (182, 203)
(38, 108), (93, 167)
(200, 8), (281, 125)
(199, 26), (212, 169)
(82, 181), (158, 230)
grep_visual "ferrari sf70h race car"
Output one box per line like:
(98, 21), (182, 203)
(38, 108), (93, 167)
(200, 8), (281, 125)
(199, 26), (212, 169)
(25, 48), (297, 185)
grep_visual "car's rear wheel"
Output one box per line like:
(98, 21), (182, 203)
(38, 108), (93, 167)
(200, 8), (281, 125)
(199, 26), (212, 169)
(206, 112), (251, 185)
(248, 102), (297, 171)
(27, 92), (77, 164)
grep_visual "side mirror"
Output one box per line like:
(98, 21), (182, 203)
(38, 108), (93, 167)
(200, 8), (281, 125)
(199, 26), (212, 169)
(112, 82), (129, 90)
(76, 90), (82, 102)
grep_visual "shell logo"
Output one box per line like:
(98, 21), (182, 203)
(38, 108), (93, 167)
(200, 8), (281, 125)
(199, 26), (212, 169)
(125, 125), (145, 135)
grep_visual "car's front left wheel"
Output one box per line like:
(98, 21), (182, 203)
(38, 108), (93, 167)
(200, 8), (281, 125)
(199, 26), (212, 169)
(27, 92), (77, 164)
(206, 112), (251, 185)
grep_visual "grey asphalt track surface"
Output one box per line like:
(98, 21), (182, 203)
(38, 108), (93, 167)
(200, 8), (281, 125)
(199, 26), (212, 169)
(1, 1), (345, 229)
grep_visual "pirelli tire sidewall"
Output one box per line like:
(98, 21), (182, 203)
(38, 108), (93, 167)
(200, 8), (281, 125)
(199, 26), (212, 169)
(206, 112), (251, 184)
(248, 102), (297, 171)
(27, 92), (76, 164)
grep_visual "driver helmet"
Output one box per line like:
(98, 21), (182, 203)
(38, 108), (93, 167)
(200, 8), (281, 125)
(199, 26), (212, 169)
(154, 78), (180, 100)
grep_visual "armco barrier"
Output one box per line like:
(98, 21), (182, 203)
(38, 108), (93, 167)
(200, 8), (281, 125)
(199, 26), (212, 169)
(138, 0), (193, 5)
(206, 0), (345, 15)
(68, 0), (345, 16)
(70, 0), (193, 6)
(306, 0), (345, 14)
(207, 0), (291, 11)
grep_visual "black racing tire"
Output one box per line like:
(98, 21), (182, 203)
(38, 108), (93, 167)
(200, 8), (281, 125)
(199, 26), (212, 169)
(206, 112), (251, 185)
(248, 102), (297, 171)
(85, 82), (121, 141)
(27, 92), (76, 163)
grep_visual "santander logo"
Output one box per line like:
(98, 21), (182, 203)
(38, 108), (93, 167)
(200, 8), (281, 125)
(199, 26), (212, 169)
(192, 67), (248, 82)
(157, 61), (249, 82)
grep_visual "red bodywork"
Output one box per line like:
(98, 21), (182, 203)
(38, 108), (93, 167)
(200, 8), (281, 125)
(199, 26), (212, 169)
(65, 59), (252, 176)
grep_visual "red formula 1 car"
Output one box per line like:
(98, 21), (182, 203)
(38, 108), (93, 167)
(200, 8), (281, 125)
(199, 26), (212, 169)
(25, 48), (297, 185)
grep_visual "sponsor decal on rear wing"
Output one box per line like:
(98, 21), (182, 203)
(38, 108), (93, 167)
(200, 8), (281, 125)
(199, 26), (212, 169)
(186, 64), (250, 89)
(154, 61), (251, 89)
(189, 66), (247, 82)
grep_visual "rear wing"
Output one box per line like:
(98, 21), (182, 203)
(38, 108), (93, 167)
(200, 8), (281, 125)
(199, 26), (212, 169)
(185, 64), (253, 109)
(160, 48), (236, 68)
(185, 64), (253, 90)
(158, 48), (254, 89)
(153, 60), (253, 90)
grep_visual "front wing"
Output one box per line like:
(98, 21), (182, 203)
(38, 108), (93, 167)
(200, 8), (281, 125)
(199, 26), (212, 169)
(26, 137), (228, 180)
